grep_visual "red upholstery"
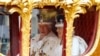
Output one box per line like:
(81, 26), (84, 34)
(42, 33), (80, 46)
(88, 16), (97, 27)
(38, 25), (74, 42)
(9, 12), (20, 56)
(62, 19), (67, 56)
(74, 10), (99, 54)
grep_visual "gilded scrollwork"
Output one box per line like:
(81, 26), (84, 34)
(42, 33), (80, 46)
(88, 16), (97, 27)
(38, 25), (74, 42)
(8, 1), (33, 56)
(0, 0), (100, 56)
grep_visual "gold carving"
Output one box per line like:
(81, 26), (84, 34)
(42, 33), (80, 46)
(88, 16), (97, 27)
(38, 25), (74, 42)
(0, 0), (100, 56)
(0, 53), (5, 56)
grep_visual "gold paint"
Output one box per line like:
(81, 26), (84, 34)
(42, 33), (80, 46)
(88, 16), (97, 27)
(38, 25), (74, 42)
(0, 0), (100, 56)
(8, 1), (33, 56)
(0, 53), (5, 56)
(21, 12), (32, 56)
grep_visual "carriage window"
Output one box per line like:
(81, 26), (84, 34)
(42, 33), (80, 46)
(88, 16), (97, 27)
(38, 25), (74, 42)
(0, 15), (10, 55)
(30, 7), (65, 56)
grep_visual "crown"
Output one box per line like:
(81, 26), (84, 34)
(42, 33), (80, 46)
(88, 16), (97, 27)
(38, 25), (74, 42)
(38, 16), (52, 25)
(55, 17), (64, 27)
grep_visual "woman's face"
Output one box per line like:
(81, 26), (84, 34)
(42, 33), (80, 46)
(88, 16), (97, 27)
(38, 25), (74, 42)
(57, 27), (63, 39)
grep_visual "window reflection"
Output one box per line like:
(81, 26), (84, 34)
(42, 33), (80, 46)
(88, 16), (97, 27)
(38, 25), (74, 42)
(0, 15), (10, 55)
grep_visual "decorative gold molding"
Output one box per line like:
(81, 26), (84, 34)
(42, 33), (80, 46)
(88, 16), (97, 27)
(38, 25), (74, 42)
(20, 12), (32, 56)
(0, 0), (100, 56)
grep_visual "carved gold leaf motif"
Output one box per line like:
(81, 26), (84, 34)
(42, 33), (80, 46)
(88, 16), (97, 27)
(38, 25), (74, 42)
(0, 0), (100, 56)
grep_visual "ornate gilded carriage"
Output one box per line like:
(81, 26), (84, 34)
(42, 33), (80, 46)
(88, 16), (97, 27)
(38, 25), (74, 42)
(0, 0), (100, 56)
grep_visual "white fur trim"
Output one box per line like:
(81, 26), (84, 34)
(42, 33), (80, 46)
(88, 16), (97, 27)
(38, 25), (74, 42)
(55, 23), (64, 27)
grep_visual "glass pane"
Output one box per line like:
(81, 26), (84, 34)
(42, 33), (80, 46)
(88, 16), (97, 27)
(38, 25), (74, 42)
(0, 15), (10, 55)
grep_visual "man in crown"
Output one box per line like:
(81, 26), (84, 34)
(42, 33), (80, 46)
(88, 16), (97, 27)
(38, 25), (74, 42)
(54, 14), (88, 56)
(30, 17), (58, 56)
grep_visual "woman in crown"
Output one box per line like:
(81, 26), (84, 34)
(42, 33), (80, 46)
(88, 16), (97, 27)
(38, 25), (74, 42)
(54, 14), (88, 56)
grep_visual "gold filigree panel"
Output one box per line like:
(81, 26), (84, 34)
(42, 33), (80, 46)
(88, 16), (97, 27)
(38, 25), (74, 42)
(0, 0), (100, 56)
